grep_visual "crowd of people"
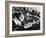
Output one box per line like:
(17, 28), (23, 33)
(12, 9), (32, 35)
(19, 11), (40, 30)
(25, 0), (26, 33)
(12, 7), (40, 31)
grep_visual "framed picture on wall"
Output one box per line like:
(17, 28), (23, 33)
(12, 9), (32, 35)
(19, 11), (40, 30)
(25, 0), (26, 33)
(5, 1), (45, 37)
